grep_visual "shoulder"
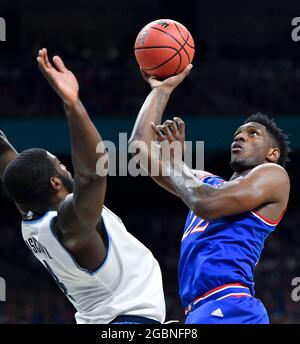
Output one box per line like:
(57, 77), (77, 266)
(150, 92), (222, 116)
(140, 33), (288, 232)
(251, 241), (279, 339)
(242, 164), (290, 202)
(249, 163), (289, 183)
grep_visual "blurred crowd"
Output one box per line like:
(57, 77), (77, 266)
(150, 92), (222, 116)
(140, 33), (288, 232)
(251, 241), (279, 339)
(1, 199), (300, 324)
(1, 0), (300, 325)
(1, 47), (300, 118)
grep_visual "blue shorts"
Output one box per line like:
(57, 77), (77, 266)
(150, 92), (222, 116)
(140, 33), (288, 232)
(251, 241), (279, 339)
(110, 315), (161, 324)
(185, 296), (269, 324)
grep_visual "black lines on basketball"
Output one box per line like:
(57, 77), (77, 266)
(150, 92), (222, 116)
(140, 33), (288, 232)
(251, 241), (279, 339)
(150, 26), (191, 68)
(150, 26), (185, 49)
(142, 49), (179, 71)
(134, 46), (179, 52)
(174, 23), (195, 49)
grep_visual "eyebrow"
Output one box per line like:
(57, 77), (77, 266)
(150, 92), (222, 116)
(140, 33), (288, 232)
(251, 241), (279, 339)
(234, 125), (262, 137)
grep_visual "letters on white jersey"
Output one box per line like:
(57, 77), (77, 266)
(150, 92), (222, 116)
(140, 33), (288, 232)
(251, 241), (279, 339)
(21, 206), (166, 324)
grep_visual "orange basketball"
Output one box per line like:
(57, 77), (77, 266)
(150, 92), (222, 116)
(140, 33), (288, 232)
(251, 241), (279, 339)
(134, 19), (195, 79)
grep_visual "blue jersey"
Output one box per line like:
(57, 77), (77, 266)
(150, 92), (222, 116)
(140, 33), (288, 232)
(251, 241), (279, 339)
(179, 175), (283, 309)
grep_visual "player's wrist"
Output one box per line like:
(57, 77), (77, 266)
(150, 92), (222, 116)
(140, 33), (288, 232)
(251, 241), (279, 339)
(63, 97), (81, 112)
(153, 85), (174, 95)
(63, 96), (80, 107)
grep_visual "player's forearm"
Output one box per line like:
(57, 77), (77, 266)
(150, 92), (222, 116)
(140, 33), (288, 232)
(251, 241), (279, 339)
(64, 100), (107, 177)
(167, 163), (218, 220)
(129, 88), (171, 145)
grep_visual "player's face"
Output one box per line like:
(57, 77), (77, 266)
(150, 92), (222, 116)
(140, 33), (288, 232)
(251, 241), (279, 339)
(230, 122), (274, 172)
(47, 152), (74, 193)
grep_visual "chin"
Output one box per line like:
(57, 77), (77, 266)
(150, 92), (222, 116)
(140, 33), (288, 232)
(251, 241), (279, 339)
(230, 157), (258, 172)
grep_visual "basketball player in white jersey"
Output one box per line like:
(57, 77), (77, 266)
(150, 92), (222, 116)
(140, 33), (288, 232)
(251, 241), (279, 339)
(0, 48), (165, 324)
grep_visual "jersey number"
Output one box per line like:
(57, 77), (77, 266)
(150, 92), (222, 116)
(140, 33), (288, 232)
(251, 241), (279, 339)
(43, 260), (76, 302)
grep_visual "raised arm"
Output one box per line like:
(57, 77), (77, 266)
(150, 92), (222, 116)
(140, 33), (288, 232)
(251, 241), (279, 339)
(128, 65), (211, 195)
(37, 49), (108, 269)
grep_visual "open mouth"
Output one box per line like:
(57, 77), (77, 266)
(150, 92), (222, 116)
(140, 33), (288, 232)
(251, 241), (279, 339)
(231, 142), (243, 153)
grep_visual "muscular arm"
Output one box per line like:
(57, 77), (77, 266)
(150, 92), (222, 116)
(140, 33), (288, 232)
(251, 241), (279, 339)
(61, 100), (107, 230)
(167, 163), (289, 221)
(129, 88), (178, 195)
(0, 131), (18, 181)
(38, 49), (108, 269)
(129, 65), (209, 195)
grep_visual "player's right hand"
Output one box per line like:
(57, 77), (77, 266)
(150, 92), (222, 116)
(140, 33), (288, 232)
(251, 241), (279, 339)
(37, 48), (79, 106)
(140, 64), (193, 93)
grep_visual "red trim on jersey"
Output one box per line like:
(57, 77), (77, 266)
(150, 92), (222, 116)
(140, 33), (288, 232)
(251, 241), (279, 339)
(199, 173), (214, 181)
(252, 208), (286, 225)
(217, 293), (253, 300)
(193, 283), (246, 303)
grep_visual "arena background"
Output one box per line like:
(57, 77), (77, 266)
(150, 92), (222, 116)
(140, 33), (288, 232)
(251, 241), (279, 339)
(0, 0), (300, 324)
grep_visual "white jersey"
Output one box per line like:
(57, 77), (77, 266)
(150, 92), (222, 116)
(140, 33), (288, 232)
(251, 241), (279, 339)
(21, 205), (166, 324)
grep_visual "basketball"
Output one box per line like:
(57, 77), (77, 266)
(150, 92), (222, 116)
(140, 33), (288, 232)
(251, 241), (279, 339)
(134, 19), (195, 79)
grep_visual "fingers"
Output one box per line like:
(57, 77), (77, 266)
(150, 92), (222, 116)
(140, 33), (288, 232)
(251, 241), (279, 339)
(163, 119), (178, 139)
(37, 48), (53, 75)
(151, 118), (185, 143)
(53, 55), (67, 73)
(43, 48), (51, 68)
(173, 117), (185, 136)
(178, 64), (193, 81)
(151, 120), (179, 143)
(150, 122), (167, 142)
(140, 67), (150, 81)
(184, 64), (193, 74)
(37, 48), (67, 74)
(161, 122), (174, 140)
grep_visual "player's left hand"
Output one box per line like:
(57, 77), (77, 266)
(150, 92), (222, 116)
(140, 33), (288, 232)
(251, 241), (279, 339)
(151, 117), (186, 163)
(37, 48), (79, 106)
(151, 117), (185, 145)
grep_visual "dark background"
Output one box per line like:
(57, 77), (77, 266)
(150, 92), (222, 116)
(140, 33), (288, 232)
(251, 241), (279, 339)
(0, 0), (300, 323)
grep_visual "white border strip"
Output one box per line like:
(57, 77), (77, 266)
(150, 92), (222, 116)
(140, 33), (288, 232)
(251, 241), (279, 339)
(217, 292), (253, 300)
(194, 285), (249, 304)
(250, 211), (277, 226)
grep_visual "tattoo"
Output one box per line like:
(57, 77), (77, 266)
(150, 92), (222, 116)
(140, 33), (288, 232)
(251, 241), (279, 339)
(168, 164), (216, 213)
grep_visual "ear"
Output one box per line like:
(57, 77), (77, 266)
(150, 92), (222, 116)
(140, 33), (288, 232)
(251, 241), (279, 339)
(266, 147), (280, 164)
(49, 176), (64, 191)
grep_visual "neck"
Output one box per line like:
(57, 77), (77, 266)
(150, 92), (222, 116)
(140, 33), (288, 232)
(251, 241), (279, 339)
(19, 202), (60, 219)
(230, 168), (253, 181)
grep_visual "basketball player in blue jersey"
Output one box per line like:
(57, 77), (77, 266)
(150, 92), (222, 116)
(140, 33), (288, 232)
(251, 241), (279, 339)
(129, 64), (290, 324)
(0, 48), (166, 324)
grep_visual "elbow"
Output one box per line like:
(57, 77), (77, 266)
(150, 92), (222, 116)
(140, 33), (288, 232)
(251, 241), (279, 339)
(128, 139), (139, 159)
(76, 172), (107, 186)
(128, 133), (143, 148)
(128, 138), (149, 159)
(77, 152), (109, 180)
(190, 198), (218, 221)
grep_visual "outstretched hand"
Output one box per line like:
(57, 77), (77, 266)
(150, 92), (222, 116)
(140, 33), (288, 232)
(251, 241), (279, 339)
(37, 48), (79, 106)
(140, 64), (193, 93)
